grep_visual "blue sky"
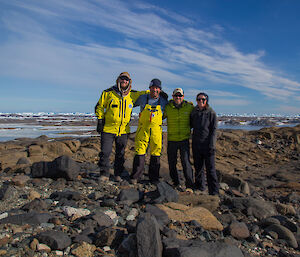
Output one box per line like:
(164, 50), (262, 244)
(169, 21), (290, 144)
(1, 0), (300, 115)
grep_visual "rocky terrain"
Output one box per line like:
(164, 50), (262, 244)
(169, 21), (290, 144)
(0, 125), (299, 256)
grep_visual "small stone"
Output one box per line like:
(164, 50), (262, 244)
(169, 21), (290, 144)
(71, 241), (96, 257)
(30, 238), (39, 250)
(11, 174), (30, 187)
(37, 243), (51, 252)
(28, 190), (41, 200)
(0, 212), (8, 220)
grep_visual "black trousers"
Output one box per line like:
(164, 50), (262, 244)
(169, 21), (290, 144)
(167, 140), (194, 188)
(192, 144), (219, 195)
(98, 132), (128, 177)
(131, 154), (160, 182)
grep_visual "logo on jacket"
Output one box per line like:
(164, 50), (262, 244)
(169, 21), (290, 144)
(128, 104), (133, 109)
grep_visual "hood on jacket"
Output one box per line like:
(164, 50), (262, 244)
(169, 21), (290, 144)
(116, 72), (132, 96)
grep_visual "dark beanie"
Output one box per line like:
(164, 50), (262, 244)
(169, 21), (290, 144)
(149, 78), (161, 89)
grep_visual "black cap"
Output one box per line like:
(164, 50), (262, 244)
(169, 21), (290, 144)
(149, 78), (161, 89)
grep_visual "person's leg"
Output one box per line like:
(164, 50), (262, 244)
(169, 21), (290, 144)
(192, 144), (206, 191)
(131, 154), (146, 180)
(149, 155), (160, 182)
(204, 151), (219, 195)
(98, 132), (115, 177)
(131, 126), (149, 180)
(167, 141), (179, 186)
(180, 140), (194, 188)
(114, 133), (128, 176)
(149, 126), (162, 182)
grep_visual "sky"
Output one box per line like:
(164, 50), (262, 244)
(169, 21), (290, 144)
(1, 0), (300, 115)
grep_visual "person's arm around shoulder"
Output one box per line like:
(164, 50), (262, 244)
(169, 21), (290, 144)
(131, 89), (150, 103)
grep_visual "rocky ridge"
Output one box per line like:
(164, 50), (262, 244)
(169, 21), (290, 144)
(0, 125), (299, 256)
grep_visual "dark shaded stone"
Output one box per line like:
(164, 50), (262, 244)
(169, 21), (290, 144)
(227, 221), (250, 239)
(72, 234), (93, 244)
(90, 212), (114, 227)
(31, 155), (80, 180)
(118, 234), (137, 255)
(163, 238), (244, 257)
(136, 213), (162, 257)
(94, 227), (124, 248)
(0, 183), (16, 200)
(21, 199), (48, 212)
(266, 224), (298, 249)
(154, 181), (178, 203)
(145, 204), (170, 226)
(17, 157), (30, 165)
(50, 190), (82, 201)
(118, 188), (141, 203)
(0, 212), (52, 225)
(228, 197), (277, 220)
(37, 230), (71, 250)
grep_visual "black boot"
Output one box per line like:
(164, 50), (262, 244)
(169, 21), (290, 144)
(149, 155), (160, 183)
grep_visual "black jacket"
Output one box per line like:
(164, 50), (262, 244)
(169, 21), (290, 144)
(190, 105), (217, 150)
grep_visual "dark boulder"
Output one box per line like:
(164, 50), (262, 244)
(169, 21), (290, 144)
(31, 155), (80, 180)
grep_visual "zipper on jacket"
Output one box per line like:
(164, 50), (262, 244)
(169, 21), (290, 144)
(118, 98), (124, 135)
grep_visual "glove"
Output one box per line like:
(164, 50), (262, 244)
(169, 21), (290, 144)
(96, 119), (104, 133)
(160, 90), (168, 100)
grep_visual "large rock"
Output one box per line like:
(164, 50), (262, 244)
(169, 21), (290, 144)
(227, 221), (250, 239)
(0, 149), (27, 170)
(265, 224), (298, 249)
(136, 213), (163, 257)
(157, 202), (223, 231)
(37, 230), (71, 250)
(154, 181), (179, 203)
(228, 197), (277, 220)
(31, 155), (80, 180)
(145, 204), (170, 226)
(178, 193), (220, 212)
(0, 212), (52, 225)
(118, 188), (141, 204)
(163, 238), (244, 257)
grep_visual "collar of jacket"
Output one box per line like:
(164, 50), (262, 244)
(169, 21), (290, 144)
(170, 99), (187, 108)
(112, 85), (131, 97)
(195, 104), (210, 112)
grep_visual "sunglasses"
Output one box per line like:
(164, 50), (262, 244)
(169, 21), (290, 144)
(173, 94), (183, 97)
(119, 76), (130, 81)
(197, 98), (206, 102)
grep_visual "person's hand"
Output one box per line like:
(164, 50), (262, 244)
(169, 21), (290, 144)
(96, 119), (104, 133)
(160, 90), (168, 100)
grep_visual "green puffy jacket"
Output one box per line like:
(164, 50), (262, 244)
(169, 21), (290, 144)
(164, 100), (194, 141)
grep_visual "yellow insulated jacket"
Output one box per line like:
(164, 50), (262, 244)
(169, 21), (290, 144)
(95, 86), (148, 136)
(163, 100), (194, 141)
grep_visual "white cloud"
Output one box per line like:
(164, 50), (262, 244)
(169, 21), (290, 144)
(1, 0), (300, 105)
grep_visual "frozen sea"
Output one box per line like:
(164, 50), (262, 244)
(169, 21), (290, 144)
(0, 112), (299, 142)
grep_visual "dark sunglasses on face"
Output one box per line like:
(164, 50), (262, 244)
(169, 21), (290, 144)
(173, 94), (183, 97)
(197, 98), (206, 102)
(119, 76), (130, 81)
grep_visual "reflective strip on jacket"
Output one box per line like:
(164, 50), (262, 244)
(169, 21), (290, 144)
(164, 100), (194, 141)
(95, 87), (148, 136)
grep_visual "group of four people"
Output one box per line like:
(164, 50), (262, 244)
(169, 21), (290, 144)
(95, 72), (219, 195)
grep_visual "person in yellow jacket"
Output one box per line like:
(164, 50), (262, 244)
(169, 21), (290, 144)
(130, 78), (168, 183)
(95, 72), (148, 181)
(163, 88), (194, 189)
